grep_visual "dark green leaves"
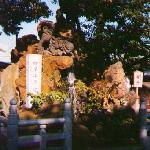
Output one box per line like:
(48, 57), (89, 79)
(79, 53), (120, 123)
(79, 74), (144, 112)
(0, 0), (51, 35)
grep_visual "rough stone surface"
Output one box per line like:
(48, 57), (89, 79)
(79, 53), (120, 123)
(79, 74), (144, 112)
(37, 20), (74, 56)
(0, 63), (19, 115)
(42, 55), (73, 92)
(15, 44), (73, 101)
(91, 62), (137, 111)
(104, 61), (128, 99)
(11, 34), (38, 63)
(9, 20), (74, 104)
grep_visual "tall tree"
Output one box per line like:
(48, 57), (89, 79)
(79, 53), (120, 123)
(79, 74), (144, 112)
(0, 0), (51, 35)
(54, 0), (150, 77)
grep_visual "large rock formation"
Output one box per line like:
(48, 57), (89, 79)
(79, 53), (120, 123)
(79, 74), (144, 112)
(37, 20), (74, 56)
(14, 20), (74, 102)
(1, 19), (74, 107)
(11, 34), (38, 63)
(15, 47), (73, 100)
(42, 55), (73, 92)
(0, 63), (19, 114)
(104, 61), (129, 99)
(91, 61), (136, 112)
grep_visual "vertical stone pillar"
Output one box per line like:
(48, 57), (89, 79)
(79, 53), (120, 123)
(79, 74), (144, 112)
(64, 98), (72, 150)
(140, 97), (147, 149)
(7, 99), (19, 150)
(40, 124), (47, 150)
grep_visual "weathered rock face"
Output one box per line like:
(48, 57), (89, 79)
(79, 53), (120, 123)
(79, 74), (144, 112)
(15, 44), (73, 101)
(0, 63), (19, 115)
(42, 55), (73, 92)
(104, 61), (128, 99)
(10, 20), (74, 102)
(11, 34), (38, 63)
(90, 62), (137, 112)
(37, 20), (74, 56)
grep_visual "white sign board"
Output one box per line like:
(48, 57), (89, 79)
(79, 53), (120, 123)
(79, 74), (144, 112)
(134, 70), (143, 87)
(26, 54), (42, 108)
(67, 72), (76, 85)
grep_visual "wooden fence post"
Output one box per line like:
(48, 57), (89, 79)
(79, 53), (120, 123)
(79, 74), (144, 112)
(64, 98), (72, 150)
(7, 99), (19, 150)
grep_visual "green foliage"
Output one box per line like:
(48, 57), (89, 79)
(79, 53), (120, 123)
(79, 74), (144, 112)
(0, 101), (3, 110)
(28, 90), (68, 110)
(47, 90), (69, 103)
(56, 79), (68, 91)
(75, 80), (87, 95)
(74, 80), (120, 114)
(56, 0), (149, 76)
(28, 92), (47, 109)
(0, 97), (3, 110)
(94, 108), (138, 141)
(0, 0), (51, 35)
(27, 79), (69, 110)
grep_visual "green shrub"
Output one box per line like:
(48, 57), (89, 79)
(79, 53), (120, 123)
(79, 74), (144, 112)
(74, 80), (119, 115)
(28, 90), (68, 110)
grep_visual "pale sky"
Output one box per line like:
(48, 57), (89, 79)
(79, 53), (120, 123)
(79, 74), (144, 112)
(0, 1), (59, 63)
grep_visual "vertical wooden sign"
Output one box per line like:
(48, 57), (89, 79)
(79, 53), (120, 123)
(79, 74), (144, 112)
(134, 70), (143, 96)
(26, 54), (42, 108)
